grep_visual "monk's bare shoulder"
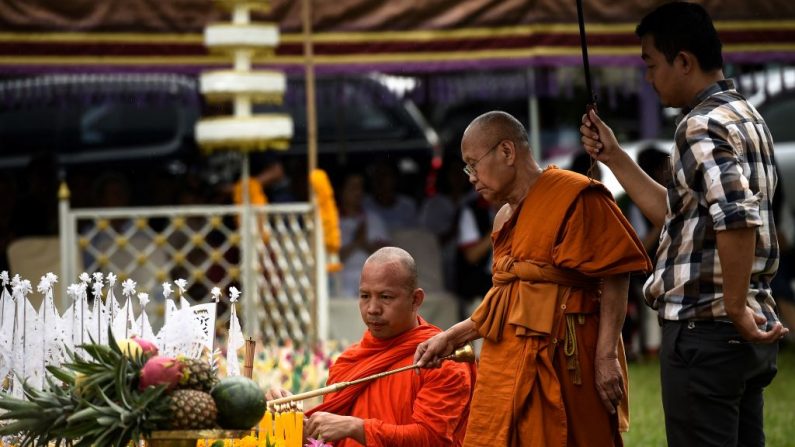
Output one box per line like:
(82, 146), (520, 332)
(492, 203), (513, 233)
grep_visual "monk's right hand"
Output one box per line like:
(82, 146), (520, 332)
(414, 331), (455, 370)
(580, 109), (620, 164)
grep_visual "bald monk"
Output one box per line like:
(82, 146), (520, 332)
(414, 111), (652, 447)
(267, 247), (475, 447)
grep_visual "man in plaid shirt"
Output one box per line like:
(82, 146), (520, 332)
(580, 2), (788, 446)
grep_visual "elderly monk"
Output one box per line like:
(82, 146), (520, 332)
(267, 247), (475, 447)
(414, 111), (652, 447)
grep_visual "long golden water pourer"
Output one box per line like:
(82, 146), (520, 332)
(266, 344), (475, 412)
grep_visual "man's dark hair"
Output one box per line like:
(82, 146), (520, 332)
(636, 2), (723, 71)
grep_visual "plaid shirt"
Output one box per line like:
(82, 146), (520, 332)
(643, 80), (780, 325)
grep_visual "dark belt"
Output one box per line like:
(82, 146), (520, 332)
(662, 319), (734, 329)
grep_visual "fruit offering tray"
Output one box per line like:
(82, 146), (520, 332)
(148, 429), (255, 447)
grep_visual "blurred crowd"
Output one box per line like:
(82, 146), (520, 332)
(2, 141), (794, 360)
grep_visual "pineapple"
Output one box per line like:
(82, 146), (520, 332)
(167, 389), (218, 429)
(178, 357), (219, 392)
(0, 374), (79, 446)
(0, 329), (170, 446)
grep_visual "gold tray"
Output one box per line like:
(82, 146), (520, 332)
(147, 429), (255, 447)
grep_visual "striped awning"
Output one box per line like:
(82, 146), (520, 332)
(1, 0), (794, 73)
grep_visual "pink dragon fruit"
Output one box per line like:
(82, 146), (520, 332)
(131, 336), (159, 356)
(139, 356), (184, 391)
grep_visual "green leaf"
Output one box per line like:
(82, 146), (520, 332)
(46, 365), (76, 386)
(66, 407), (101, 424)
(96, 416), (120, 426)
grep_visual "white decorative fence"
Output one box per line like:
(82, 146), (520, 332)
(59, 197), (327, 345)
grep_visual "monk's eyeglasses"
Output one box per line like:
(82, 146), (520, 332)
(463, 141), (501, 177)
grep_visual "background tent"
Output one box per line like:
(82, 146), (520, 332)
(1, 0), (794, 74)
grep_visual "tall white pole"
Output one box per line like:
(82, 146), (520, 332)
(302, 0), (327, 342)
(526, 67), (542, 161)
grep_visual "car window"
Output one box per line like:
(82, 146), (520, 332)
(282, 77), (412, 143)
(0, 75), (197, 169)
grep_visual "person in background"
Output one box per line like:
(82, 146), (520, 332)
(231, 152), (293, 207)
(567, 150), (602, 181)
(580, 3), (788, 445)
(419, 157), (476, 294)
(267, 247), (475, 447)
(624, 144), (672, 358)
(453, 192), (495, 320)
(338, 171), (390, 298)
(363, 160), (418, 232)
(10, 152), (58, 238)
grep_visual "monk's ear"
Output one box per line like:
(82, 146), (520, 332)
(411, 288), (425, 310)
(501, 140), (517, 166)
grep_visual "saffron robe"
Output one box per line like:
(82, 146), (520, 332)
(465, 167), (651, 447)
(307, 317), (475, 447)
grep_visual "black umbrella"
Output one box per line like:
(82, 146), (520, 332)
(576, 0), (600, 180)
(576, 0), (597, 109)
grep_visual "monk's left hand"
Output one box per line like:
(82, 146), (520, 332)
(305, 411), (364, 443)
(595, 355), (624, 414)
(414, 331), (454, 369)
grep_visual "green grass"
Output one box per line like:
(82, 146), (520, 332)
(623, 345), (795, 446)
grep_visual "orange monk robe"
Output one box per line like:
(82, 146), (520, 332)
(465, 167), (652, 447)
(307, 317), (475, 447)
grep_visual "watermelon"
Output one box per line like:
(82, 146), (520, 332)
(211, 376), (267, 429)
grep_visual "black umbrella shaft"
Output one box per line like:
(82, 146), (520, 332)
(576, 0), (595, 104)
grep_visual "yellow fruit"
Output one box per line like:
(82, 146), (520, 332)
(116, 338), (144, 358)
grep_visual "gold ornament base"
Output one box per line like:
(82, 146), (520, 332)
(147, 429), (254, 447)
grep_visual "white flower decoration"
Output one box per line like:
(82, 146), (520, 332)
(11, 274), (20, 289)
(45, 272), (57, 284)
(67, 284), (83, 299)
(79, 272), (90, 284)
(122, 279), (137, 297)
(138, 292), (150, 307)
(92, 281), (103, 298)
(211, 287), (222, 302)
(0, 271), (9, 286)
(174, 278), (188, 295)
(228, 286), (241, 303)
(15, 279), (32, 296)
(162, 282), (173, 299)
(37, 275), (53, 294)
(107, 272), (117, 287)
(92, 272), (104, 284)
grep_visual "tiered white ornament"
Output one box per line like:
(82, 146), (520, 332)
(195, 0), (293, 152)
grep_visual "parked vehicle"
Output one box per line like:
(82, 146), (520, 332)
(0, 73), (440, 203)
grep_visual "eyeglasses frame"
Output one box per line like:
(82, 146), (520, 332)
(463, 140), (503, 177)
